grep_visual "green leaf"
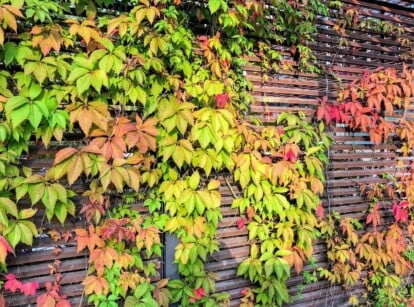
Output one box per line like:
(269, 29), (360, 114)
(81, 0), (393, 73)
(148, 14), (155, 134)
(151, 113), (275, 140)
(54, 111), (67, 128)
(54, 202), (68, 224)
(15, 184), (28, 202)
(6, 223), (21, 248)
(124, 296), (139, 307)
(134, 282), (149, 299)
(33, 63), (48, 84)
(99, 38), (114, 52)
(4, 42), (18, 65)
(76, 74), (91, 95)
(42, 185), (58, 213)
(158, 98), (176, 121)
(28, 104), (42, 128)
(10, 104), (30, 128)
(29, 83), (42, 100)
(275, 193), (290, 209)
(208, 0), (221, 14)
(264, 258), (274, 277)
(0, 198), (18, 218)
(182, 60), (192, 78)
(34, 100), (50, 117)
(17, 223), (34, 245)
(136, 86), (147, 105)
(28, 183), (45, 205)
(52, 183), (67, 203)
(0, 207), (9, 227)
(188, 171), (200, 190)
(275, 249), (292, 257)
(6, 96), (28, 112)
(67, 67), (89, 83)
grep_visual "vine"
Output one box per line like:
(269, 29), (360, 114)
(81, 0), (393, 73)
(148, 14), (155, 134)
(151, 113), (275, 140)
(0, 0), (411, 306)
(317, 66), (414, 306)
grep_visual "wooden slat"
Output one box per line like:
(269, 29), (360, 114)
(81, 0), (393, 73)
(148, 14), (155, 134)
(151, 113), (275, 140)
(6, 1), (414, 306)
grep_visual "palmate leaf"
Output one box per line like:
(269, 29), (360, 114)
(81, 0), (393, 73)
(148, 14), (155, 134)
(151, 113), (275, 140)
(67, 101), (110, 135)
(89, 247), (118, 276)
(31, 24), (63, 56)
(82, 275), (110, 296)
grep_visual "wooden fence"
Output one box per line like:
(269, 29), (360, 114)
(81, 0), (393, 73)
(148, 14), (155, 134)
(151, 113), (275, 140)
(4, 0), (414, 306)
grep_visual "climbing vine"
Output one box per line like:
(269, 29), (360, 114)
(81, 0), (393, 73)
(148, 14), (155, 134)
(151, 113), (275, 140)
(317, 66), (414, 306)
(0, 0), (412, 306)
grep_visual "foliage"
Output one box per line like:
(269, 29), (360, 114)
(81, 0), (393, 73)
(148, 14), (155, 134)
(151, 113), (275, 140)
(234, 113), (331, 305)
(0, 0), (412, 306)
(317, 66), (414, 306)
(0, 0), (333, 305)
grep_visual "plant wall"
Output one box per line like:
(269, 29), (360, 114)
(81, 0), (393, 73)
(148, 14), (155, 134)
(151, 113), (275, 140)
(0, 0), (412, 306)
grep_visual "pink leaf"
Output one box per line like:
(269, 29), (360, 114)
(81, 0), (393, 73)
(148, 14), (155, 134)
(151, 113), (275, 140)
(4, 274), (22, 293)
(236, 217), (246, 229)
(194, 287), (205, 300)
(316, 203), (324, 220)
(20, 281), (39, 296)
(215, 93), (229, 108)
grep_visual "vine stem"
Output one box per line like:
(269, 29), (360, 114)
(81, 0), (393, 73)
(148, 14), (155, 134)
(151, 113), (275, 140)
(224, 175), (238, 199)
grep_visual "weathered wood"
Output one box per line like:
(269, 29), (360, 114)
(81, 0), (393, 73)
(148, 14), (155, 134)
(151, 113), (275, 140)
(5, 1), (414, 306)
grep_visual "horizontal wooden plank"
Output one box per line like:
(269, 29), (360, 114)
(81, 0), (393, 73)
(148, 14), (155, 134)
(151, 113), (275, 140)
(251, 96), (320, 106)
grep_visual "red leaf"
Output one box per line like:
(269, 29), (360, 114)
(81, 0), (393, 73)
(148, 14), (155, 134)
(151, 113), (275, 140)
(236, 217), (246, 229)
(193, 287), (205, 300)
(100, 218), (135, 242)
(4, 274), (22, 293)
(316, 203), (324, 220)
(56, 299), (71, 307)
(283, 143), (300, 162)
(20, 281), (39, 296)
(215, 93), (229, 108)
(393, 201), (409, 223)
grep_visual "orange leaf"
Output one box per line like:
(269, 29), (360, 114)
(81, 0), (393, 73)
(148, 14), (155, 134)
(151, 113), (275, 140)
(74, 225), (104, 253)
(0, 235), (14, 264)
(82, 275), (109, 296)
(89, 247), (118, 276)
(67, 154), (83, 185)
(80, 144), (102, 155)
(54, 147), (77, 165)
(78, 108), (94, 135)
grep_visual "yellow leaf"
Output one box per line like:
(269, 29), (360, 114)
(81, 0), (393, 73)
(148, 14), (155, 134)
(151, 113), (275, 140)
(207, 179), (220, 190)
(135, 7), (147, 25)
(0, 28), (4, 45)
(67, 154), (83, 185)
(2, 8), (17, 32)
